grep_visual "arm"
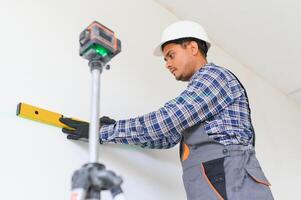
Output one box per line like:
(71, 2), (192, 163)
(100, 67), (235, 148)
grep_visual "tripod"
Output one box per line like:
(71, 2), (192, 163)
(70, 21), (125, 200)
(70, 59), (126, 200)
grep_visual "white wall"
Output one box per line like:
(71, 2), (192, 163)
(1, 0), (300, 200)
(0, 0), (186, 199)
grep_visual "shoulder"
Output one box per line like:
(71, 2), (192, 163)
(201, 63), (245, 98)
(191, 63), (234, 85)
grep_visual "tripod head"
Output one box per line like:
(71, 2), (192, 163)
(79, 21), (121, 65)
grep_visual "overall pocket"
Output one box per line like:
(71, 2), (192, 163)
(244, 151), (271, 187)
(202, 157), (228, 200)
(182, 157), (228, 200)
(237, 151), (274, 200)
(245, 167), (271, 187)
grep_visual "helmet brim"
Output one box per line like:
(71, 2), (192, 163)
(153, 40), (211, 57)
(153, 42), (164, 56)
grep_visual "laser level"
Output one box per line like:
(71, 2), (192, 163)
(79, 21), (121, 64)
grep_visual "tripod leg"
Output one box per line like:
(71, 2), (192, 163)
(70, 164), (92, 200)
(111, 186), (127, 200)
(71, 188), (87, 200)
(86, 187), (101, 200)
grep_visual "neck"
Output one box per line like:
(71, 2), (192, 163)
(193, 57), (208, 74)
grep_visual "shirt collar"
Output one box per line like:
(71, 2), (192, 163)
(189, 62), (215, 81)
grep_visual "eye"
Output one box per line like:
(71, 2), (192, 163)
(169, 52), (175, 59)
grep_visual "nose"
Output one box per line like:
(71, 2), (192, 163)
(165, 60), (172, 70)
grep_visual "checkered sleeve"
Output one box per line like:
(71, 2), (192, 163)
(99, 67), (235, 149)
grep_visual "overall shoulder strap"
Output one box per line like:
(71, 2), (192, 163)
(225, 69), (256, 147)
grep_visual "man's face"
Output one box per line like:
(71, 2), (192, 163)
(163, 43), (195, 81)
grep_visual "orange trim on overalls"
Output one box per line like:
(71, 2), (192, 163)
(182, 143), (190, 161)
(201, 163), (225, 200)
(249, 174), (271, 187)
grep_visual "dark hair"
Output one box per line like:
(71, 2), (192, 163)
(161, 37), (208, 57)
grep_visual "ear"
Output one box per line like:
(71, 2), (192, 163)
(190, 41), (199, 56)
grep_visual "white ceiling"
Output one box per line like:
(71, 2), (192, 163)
(155, 0), (301, 105)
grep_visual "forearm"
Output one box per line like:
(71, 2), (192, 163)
(99, 115), (182, 147)
(139, 135), (181, 149)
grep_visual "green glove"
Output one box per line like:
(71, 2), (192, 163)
(59, 116), (116, 141)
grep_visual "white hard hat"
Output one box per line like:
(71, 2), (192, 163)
(153, 20), (211, 56)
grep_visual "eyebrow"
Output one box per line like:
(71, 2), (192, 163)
(164, 50), (173, 61)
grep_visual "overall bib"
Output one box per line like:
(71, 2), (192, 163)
(180, 123), (274, 200)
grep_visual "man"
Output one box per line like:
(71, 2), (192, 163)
(60, 21), (274, 200)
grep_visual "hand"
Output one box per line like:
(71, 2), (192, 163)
(59, 118), (89, 140)
(59, 116), (116, 141)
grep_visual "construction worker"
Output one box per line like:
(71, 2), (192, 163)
(60, 21), (274, 200)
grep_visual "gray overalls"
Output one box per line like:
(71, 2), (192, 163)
(180, 124), (274, 200)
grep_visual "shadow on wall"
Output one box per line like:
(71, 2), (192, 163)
(64, 138), (182, 189)
(67, 139), (180, 165)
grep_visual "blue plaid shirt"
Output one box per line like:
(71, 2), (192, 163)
(100, 63), (254, 148)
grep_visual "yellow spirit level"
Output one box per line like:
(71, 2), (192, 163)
(16, 102), (84, 130)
